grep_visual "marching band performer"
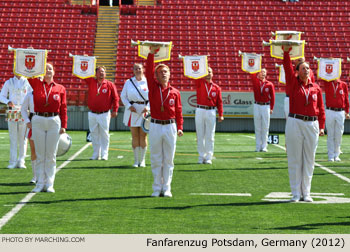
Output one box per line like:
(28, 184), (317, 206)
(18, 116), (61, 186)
(185, 67), (224, 164)
(121, 63), (149, 167)
(249, 69), (275, 152)
(79, 66), (119, 160)
(29, 63), (67, 193)
(146, 45), (183, 197)
(283, 46), (325, 202)
(0, 74), (32, 169)
(322, 78), (349, 162)
(21, 91), (37, 183)
(284, 57), (316, 118)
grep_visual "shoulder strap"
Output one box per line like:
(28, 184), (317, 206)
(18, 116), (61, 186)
(129, 78), (147, 102)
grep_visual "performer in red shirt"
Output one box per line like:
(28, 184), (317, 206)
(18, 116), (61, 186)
(284, 57), (316, 118)
(186, 67), (223, 164)
(249, 69), (275, 152)
(29, 63), (67, 193)
(321, 78), (350, 162)
(80, 66), (119, 160)
(283, 46), (325, 203)
(146, 45), (183, 198)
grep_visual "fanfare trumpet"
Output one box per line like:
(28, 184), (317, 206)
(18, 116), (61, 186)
(270, 31), (304, 37)
(8, 45), (51, 52)
(262, 40), (306, 47)
(314, 56), (343, 62)
(130, 40), (172, 47)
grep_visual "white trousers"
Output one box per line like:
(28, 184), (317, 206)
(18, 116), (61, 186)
(31, 115), (61, 189)
(8, 121), (27, 166)
(88, 111), (111, 159)
(253, 104), (270, 151)
(195, 108), (216, 161)
(326, 109), (345, 159)
(284, 96), (289, 119)
(285, 117), (319, 198)
(149, 122), (177, 193)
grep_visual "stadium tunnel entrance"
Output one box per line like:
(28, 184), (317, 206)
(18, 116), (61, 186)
(99, 0), (134, 6)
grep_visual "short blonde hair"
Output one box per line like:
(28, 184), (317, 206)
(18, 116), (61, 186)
(155, 64), (170, 73)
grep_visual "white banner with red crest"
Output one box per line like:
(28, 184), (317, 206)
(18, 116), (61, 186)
(71, 55), (96, 79)
(240, 52), (262, 74)
(182, 55), (208, 79)
(263, 31), (305, 60)
(317, 57), (341, 82)
(131, 40), (172, 63)
(275, 64), (286, 84)
(12, 48), (48, 78)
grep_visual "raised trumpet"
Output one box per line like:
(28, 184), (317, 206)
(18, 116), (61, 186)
(8, 45), (51, 52)
(130, 39), (172, 47)
(271, 31), (303, 37)
(262, 40), (306, 47)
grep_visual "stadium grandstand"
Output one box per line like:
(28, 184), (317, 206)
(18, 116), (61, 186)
(1, 0), (350, 130)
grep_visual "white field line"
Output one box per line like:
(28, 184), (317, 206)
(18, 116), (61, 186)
(190, 193), (252, 196)
(0, 143), (91, 230)
(242, 135), (350, 184)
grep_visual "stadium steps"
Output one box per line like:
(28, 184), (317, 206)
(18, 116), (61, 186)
(136, 0), (156, 6)
(93, 6), (119, 82)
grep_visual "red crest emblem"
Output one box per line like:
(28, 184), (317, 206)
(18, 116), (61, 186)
(81, 61), (88, 72)
(326, 64), (333, 74)
(25, 55), (35, 70)
(248, 58), (255, 67)
(191, 61), (199, 72)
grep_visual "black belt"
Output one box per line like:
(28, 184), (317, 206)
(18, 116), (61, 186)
(326, 107), (344, 112)
(151, 118), (175, 125)
(35, 112), (59, 117)
(91, 110), (109, 114)
(197, 105), (216, 110)
(289, 113), (318, 121)
(29, 112), (34, 121)
(255, 101), (270, 105)
(130, 101), (148, 105)
(286, 95), (289, 98)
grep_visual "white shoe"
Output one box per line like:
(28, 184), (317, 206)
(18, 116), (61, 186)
(31, 185), (44, 193)
(261, 149), (268, 152)
(139, 161), (146, 167)
(101, 156), (108, 160)
(46, 187), (55, 193)
(132, 162), (139, 168)
(335, 157), (341, 162)
(328, 158), (334, 162)
(17, 163), (26, 169)
(151, 191), (161, 197)
(303, 196), (313, 202)
(30, 178), (36, 184)
(290, 195), (300, 202)
(90, 156), (99, 160)
(7, 163), (17, 169)
(203, 159), (212, 164)
(163, 191), (172, 197)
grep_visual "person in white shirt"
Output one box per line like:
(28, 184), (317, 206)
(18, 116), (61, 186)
(21, 92), (37, 183)
(0, 75), (32, 169)
(121, 63), (149, 167)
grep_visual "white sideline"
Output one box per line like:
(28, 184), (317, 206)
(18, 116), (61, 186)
(242, 135), (350, 184)
(0, 143), (91, 230)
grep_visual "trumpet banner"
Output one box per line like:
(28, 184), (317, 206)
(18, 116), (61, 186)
(241, 53), (261, 74)
(317, 58), (341, 82)
(183, 55), (208, 79)
(72, 55), (96, 79)
(13, 49), (47, 78)
(137, 41), (172, 62)
(270, 41), (305, 60)
(277, 65), (286, 84)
